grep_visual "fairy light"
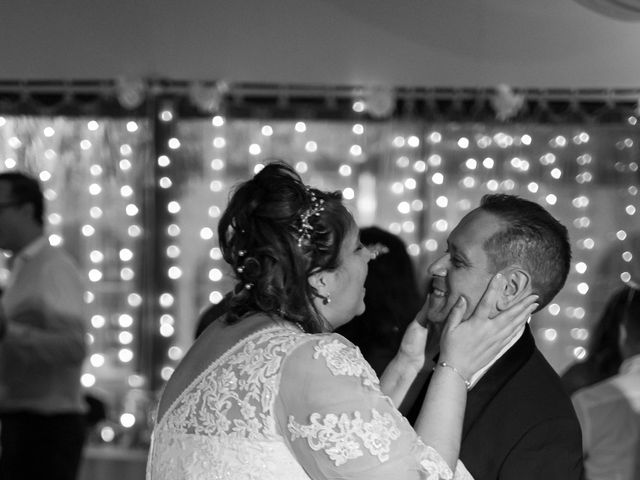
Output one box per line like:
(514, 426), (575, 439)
(249, 144), (261, 156)
(81, 374), (96, 388)
(206, 159), (223, 173)
(160, 367), (174, 381)
(168, 346), (183, 361)
(483, 157), (495, 169)
(120, 413), (135, 429)
(90, 353), (105, 367)
(413, 160), (426, 172)
(424, 239), (438, 251)
(396, 156), (409, 168)
(208, 268), (223, 282)
(397, 201), (411, 214)
(210, 291), (224, 303)
(118, 331), (134, 345)
(339, 164), (352, 176)
(91, 315), (106, 328)
(388, 222), (402, 235)
(407, 135), (420, 148)
(342, 187), (355, 200)
(349, 145), (362, 157)
(160, 107), (174, 123)
(428, 131), (442, 144)
(120, 268), (134, 281)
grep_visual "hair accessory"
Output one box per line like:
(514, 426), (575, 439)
(244, 282), (253, 290)
(435, 361), (471, 390)
(237, 266), (244, 274)
(296, 189), (325, 247)
(367, 243), (390, 259)
(238, 250), (247, 257)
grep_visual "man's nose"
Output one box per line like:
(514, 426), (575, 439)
(428, 253), (449, 276)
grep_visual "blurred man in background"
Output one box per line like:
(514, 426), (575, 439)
(0, 172), (87, 480)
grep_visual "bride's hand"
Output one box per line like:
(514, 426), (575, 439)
(394, 301), (431, 372)
(439, 273), (538, 381)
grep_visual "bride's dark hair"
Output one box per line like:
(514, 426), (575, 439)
(218, 160), (354, 333)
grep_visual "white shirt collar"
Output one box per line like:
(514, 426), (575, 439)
(15, 235), (48, 261)
(619, 353), (640, 375)
(5, 236), (47, 289)
(10, 235), (47, 273)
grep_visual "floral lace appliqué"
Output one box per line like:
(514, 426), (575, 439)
(159, 328), (302, 440)
(313, 338), (379, 388)
(288, 408), (401, 466)
(413, 438), (466, 480)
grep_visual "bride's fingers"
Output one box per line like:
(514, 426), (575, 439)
(414, 295), (431, 328)
(492, 294), (538, 330)
(444, 296), (466, 333)
(469, 273), (506, 323)
(493, 300), (538, 345)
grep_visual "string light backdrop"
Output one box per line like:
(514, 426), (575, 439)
(160, 116), (639, 379)
(0, 82), (638, 447)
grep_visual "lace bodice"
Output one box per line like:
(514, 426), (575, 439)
(146, 325), (473, 480)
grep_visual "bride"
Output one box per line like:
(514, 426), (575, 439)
(146, 161), (537, 480)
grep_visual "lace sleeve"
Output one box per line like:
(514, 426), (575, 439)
(274, 334), (474, 480)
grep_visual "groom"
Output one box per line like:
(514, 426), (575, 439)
(406, 194), (584, 479)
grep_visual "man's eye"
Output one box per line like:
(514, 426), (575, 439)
(451, 258), (464, 268)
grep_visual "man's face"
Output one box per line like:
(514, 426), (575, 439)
(425, 208), (503, 323)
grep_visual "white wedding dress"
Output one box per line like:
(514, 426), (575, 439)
(146, 324), (473, 480)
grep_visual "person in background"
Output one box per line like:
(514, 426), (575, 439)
(0, 172), (87, 480)
(406, 193), (584, 479)
(336, 226), (421, 377)
(561, 288), (625, 395)
(146, 161), (537, 479)
(571, 284), (640, 480)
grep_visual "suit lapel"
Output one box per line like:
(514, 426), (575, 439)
(462, 325), (536, 438)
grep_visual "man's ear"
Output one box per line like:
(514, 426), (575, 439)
(496, 267), (532, 311)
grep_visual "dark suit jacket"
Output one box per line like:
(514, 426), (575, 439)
(407, 325), (584, 480)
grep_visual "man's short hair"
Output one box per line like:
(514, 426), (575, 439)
(0, 171), (44, 226)
(479, 193), (571, 310)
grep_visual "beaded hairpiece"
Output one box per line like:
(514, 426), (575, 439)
(366, 243), (390, 259)
(296, 188), (325, 247)
(235, 249), (254, 290)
